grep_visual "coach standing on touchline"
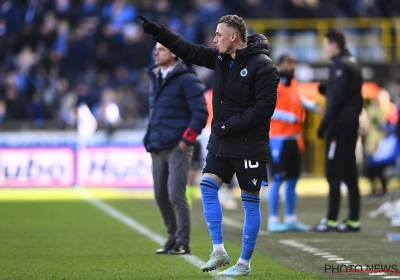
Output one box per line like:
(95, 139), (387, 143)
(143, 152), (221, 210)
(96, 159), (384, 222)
(143, 42), (208, 255)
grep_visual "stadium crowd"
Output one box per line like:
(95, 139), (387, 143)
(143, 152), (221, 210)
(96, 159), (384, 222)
(0, 0), (399, 130)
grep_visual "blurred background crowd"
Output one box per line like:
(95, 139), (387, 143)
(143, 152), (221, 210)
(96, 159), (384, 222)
(0, 0), (400, 132)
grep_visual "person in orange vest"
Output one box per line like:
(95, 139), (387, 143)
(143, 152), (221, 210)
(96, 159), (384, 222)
(267, 54), (320, 232)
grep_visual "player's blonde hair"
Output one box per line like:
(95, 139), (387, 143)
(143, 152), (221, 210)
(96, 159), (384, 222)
(217, 15), (247, 44)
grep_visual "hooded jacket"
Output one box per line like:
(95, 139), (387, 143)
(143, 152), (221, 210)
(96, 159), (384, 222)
(143, 60), (208, 152)
(153, 29), (279, 161)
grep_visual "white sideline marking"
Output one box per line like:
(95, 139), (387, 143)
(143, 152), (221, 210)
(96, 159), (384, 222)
(279, 240), (400, 279)
(78, 189), (233, 280)
(327, 258), (344, 261)
(280, 240), (352, 265)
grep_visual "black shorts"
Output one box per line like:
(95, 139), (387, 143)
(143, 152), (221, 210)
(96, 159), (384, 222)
(202, 152), (268, 192)
(191, 140), (203, 169)
(269, 138), (301, 180)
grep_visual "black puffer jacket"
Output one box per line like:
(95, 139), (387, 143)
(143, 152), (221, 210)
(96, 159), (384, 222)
(320, 49), (363, 130)
(154, 28), (279, 161)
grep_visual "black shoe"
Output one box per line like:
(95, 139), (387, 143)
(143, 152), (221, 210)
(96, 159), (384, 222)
(308, 218), (337, 233)
(167, 243), (190, 255)
(155, 239), (176, 254)
(337, 220), (361, 233)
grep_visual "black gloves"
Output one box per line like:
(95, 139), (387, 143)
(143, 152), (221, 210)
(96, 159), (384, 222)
(138, 15), (162, 36)
(318, 82), (327, 96)
(212, 121), (230, 138)
(317, 123), (327, 139)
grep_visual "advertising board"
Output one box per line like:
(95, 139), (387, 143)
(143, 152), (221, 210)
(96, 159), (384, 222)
(78, 146), (153, 188)
(0, 148), (75, 187)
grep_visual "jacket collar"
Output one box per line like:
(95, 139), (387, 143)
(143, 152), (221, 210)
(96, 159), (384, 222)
(147, 60), (197, 79)
(332, 48), (350, 62)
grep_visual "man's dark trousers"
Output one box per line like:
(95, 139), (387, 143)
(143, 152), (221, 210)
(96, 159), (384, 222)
(151, 145), (194, 246)
(325, 124), (360, 221)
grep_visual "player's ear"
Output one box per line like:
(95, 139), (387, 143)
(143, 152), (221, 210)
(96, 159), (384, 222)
(231, 32), (236, 42)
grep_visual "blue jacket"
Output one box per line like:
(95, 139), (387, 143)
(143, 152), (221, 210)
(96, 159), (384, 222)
(367, 133), (399, 167)
(143, 61), (208, 152)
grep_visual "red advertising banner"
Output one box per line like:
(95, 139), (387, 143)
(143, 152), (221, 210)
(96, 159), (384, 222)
(78, 146), (153, 188)
(0, 148), (75, 187)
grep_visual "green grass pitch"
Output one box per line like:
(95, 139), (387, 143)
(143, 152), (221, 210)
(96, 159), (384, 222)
(0, 187), (398, 279)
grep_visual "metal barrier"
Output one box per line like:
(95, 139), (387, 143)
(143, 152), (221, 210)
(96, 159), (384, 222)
(245, 18), (399, 63)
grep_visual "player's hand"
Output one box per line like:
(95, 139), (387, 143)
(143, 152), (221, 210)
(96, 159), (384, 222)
(212, 121), (229, 138)
(138, 15), (162, 36)
(179, 141), (188, 152)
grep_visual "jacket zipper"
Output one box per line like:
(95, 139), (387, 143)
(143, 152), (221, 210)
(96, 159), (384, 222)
(215, 61), (232, 157)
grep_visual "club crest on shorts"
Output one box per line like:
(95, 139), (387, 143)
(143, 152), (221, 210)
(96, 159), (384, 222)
(240, 68), (248, 77)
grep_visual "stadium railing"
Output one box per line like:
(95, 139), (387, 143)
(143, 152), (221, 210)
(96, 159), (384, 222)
(245, 17), (400, 63)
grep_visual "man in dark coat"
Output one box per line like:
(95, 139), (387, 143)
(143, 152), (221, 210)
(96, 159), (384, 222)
(140, 14), (279, 276)
(311, 29), (363, 233)
(143, 42), (208, 255)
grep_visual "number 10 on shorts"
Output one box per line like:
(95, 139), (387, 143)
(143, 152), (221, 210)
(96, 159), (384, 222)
(244, 159), (259, 169)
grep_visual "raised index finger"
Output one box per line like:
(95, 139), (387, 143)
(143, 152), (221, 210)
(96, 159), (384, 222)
(138, 15), (149, 23)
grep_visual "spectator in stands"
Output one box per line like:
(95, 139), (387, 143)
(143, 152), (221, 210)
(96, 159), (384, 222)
(152, 0), (180, 24)
(282, 0), (317, 19)
(101, 0), (136, 46)
(238, 0), (278, 19)
(92, 87), (122, 134)
(0, 16), (7, 62)
(194, 0), (230, 44)
(338, 0), (383, 18)
(64, 18), (97, 84)
(13, 47), (36, 96)
(3, 85), (27, 123)
(120, 22), (155, 71)
(51, 0), (75, 23)
(136, 0), (156, 22)
(0, 0), (399, 132)
(366, 122), (399, 196)
(15, 0), (49, 54)
(59, 80), (78, 128)
(38, 11), (58, 68)
(365, 97), (386, 183)
(25, 90), (51, 126)
(1, 0), (23, 55)
(93, 39), (118, 74)
(51, 19), (70, 66)
(74, 0), (101, 24)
